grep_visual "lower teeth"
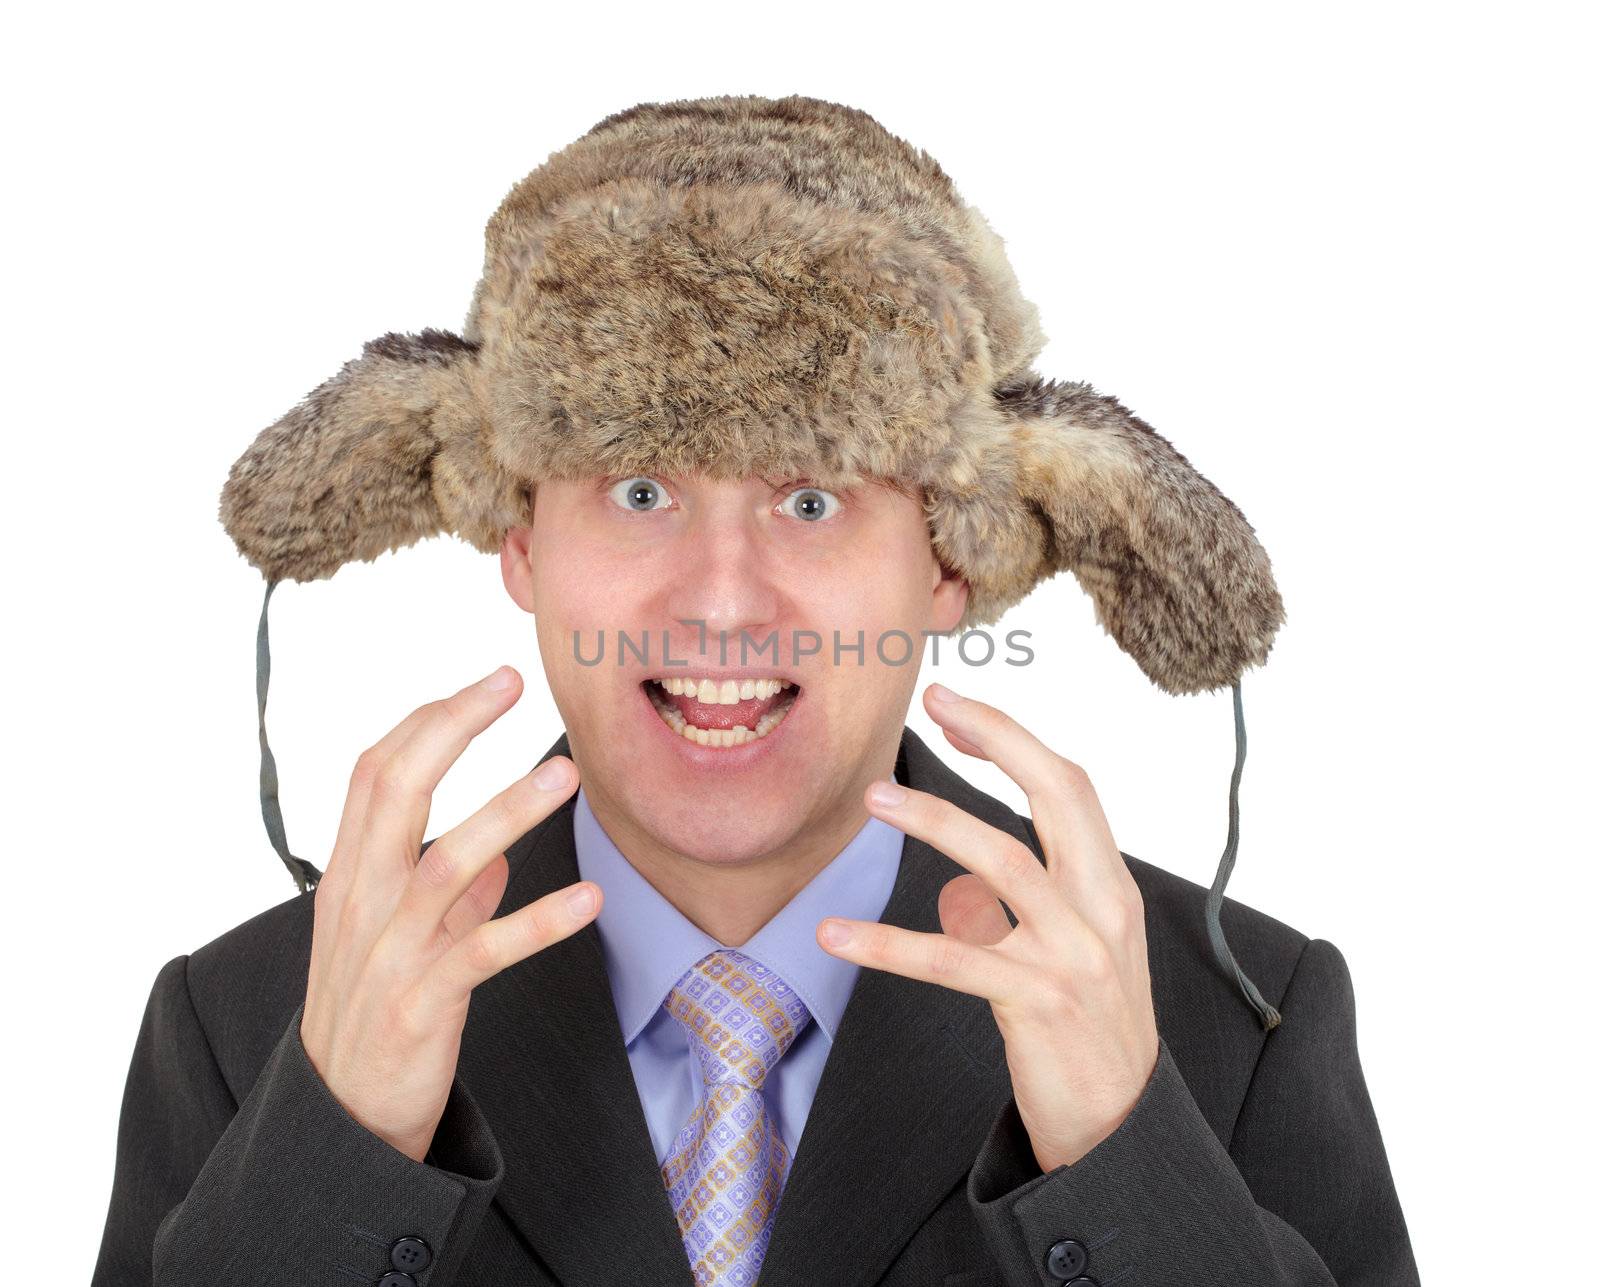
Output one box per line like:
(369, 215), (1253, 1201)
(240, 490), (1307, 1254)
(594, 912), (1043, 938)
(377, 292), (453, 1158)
(645, 684), (793, 748)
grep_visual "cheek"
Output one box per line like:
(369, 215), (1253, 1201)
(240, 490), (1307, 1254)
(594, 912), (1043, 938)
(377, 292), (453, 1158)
(531, 537), (651, 626)
(788, 539), (932, 696)
(803, 528), (937, 628)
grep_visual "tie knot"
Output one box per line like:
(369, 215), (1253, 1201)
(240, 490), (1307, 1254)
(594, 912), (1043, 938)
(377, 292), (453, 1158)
(663, 947), (812, 1091)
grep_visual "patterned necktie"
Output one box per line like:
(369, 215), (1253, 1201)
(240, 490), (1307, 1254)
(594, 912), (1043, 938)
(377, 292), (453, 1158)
(659, 947), (813, 1286)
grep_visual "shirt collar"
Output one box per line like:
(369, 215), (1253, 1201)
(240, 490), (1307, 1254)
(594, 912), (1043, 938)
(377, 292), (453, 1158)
(573, 775), (904, 1047)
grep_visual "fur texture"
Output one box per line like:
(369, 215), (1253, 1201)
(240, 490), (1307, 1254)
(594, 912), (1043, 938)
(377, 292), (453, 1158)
(218, 94), (1284, 694)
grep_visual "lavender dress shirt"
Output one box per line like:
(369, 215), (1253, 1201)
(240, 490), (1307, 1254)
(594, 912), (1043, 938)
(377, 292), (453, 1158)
(571, 777), (905, 1166)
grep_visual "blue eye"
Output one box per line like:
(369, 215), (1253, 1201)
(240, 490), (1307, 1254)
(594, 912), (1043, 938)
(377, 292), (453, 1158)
(777, 485), (842, 522)
(609, 477), (674, 512)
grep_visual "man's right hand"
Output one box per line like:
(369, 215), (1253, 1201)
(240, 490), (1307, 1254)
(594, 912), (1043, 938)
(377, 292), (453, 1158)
(301, 664), (595, 1164)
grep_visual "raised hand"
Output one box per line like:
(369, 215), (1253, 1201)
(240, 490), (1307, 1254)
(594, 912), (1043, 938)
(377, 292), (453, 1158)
(816, 682), (1159, 1172)
(301, 665), (597, 1163)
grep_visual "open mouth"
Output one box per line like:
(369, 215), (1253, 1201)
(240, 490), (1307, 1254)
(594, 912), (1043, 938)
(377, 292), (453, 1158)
(641, 675), (803, 748)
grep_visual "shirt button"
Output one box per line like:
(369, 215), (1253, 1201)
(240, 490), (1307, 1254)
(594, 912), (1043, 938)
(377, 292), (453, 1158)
(1044, 1237), (1089, 1278)
(390, 1235), (434, 1272)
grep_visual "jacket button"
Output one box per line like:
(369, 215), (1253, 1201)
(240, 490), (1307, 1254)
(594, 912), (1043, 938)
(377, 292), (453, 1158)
(390, 1235), (434, 1272)
(377, 1275), (417, 1287)
(1044, 1237), (1089, 1278)
(1062, 1280), (1099, 1287)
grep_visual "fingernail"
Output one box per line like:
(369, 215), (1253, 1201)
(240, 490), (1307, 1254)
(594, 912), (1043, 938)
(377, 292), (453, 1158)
(868, 780), (907, 808)
(566, 885), (596, 916)
(532, 758), (573, 791)
(819, 919), (852, 947)
(484, 665), (517, 691)
(927, 682), (963, 703)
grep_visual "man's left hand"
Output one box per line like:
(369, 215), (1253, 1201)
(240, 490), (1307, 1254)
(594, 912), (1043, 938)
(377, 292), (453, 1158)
(817, 682), (1160, 1173)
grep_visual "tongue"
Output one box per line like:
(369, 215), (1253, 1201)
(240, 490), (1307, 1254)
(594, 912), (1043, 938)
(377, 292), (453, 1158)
(662, 688), (787, 731)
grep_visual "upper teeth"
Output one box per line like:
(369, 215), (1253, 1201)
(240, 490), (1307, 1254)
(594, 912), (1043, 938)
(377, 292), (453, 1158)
(651, 676), (793, 704)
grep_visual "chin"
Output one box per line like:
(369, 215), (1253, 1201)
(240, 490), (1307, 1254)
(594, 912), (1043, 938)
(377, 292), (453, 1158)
(600, 756), (817, 863)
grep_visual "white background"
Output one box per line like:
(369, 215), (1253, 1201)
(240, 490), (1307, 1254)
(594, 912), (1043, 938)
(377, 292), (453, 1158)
(5, 2), (1594, 1280)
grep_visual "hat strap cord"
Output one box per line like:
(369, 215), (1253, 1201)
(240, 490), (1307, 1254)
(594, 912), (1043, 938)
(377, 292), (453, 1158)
(256, 578), (324, 894)
(1205, 678), (1282, 1030)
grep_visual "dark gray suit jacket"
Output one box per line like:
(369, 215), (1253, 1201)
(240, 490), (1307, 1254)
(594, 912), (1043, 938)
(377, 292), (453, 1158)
(93, 726), (1420, 1286)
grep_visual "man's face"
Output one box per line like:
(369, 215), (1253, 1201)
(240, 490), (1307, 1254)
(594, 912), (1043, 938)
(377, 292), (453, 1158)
(501, 473), (968, 867)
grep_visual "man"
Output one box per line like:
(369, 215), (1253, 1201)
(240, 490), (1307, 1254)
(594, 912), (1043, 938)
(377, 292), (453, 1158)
(93, 95), (1420, 1285)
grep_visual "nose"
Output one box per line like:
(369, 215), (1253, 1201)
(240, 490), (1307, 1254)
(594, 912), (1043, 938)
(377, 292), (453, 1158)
(662, 498), (783, 660)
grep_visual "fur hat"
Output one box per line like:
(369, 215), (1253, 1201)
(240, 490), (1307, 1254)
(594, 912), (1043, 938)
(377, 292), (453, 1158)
(219, 94), (1287, 1027)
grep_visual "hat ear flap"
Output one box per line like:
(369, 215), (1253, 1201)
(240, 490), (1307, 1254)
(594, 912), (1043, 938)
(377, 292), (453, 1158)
(219, 328), (508, 582)
(1002, 376), (1286, 694)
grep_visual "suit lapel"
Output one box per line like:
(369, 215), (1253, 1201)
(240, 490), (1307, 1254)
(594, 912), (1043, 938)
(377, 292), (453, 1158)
(456, 726), (1017, 1286)
(455, 735), (694, 1284)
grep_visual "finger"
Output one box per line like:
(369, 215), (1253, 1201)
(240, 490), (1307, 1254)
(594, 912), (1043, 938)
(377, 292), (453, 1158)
(863, 779), (1087, 945)
(323, 701), (435, 892)
(815, 919), (1026, 1004)
(921, 683), (1132, 917)
(324, 667), (525, 1006)
(388, 757), (579, 949)
(441, 852), (511, 943)
(939, 725), (989, 760)
(354, 666), (526, 898)
(937, 873), (1014, 947)
(427, 878), (602, 1000)
(311, 695), (455, 993)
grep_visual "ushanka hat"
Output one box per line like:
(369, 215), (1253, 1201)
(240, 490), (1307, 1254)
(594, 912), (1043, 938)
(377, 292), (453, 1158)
(219, 94), (1288, 1028)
